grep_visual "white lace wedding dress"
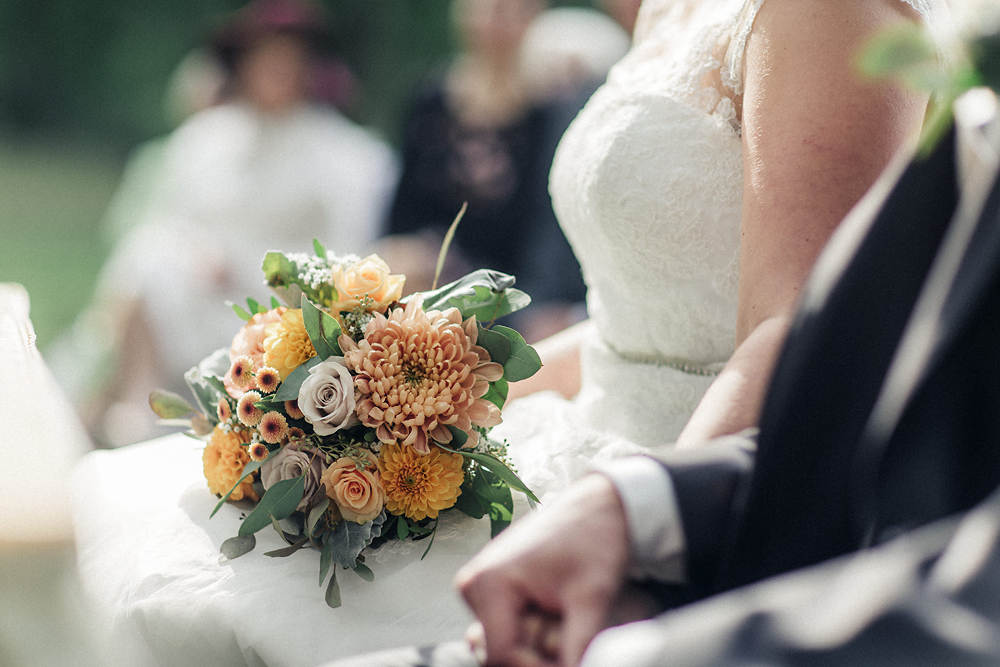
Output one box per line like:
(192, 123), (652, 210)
(71, 1), (937, 666)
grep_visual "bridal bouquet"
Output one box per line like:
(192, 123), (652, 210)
(150, 239), (540, 607)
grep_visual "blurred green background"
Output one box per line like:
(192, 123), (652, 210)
(0, 0), (590, 349)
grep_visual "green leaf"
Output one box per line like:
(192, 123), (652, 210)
(482, 377), (509, 411)
(264, 537), (310, 558)
(352, 560), (375, 582)
(306, 499), (331, 537)
(184, 348), (231, 417)
(438, 445), (539, 503)
(270, 515), (300, 545)
(148, 390), (197, 419)
(491, 326), (542, 382)
(313, 238), (328, 258)
(416, 269), (531, 321)
(210, 458), (268, 517)
(230, 302), (252, 322)
(319, 537), (333, 586)
(301, 295), (342, 359)
(396, 517), (410, 540)
(271, 296), (281, 310)
(220, 534), (256, 559)
(273, 355), (323, 401)
(325, 566), (342, 608)
(476, 325), (512, 366)
(453, 469), (490, 519)
(238, 475), (306, 537)
(445, 425), (469, 448)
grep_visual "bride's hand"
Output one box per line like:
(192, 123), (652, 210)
(455, 474), (630, 667)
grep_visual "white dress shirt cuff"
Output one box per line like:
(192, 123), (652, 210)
(596, 456), (686, 583)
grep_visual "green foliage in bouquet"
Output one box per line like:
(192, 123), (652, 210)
(150, 238), (541, 608)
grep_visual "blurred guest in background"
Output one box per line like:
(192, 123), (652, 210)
(53, 0), (398, 447)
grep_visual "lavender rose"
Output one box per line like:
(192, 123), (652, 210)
(298, 357), (359, 436)
(261, 442), (326, 511)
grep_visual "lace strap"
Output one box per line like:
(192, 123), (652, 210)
(721, 0), (938, 97)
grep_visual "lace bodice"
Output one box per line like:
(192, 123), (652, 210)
(551, 0), (935, 369)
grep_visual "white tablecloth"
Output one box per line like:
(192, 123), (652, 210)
(71, 434), (491, 667)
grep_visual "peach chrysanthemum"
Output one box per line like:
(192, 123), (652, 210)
(284, 399), (304, 420)
(287, 426), (306, 441)
(230, 355), (256, 391)
(377, 443), (464, 521)
(203, 425), (259, 501)
(248, 441), (270, 462)
(255, 366), (281, 394)
(338, 298), (504, 454)
(262, 308), (317, 381)
(217, 398), (233, 422)
(258, 411), (288, 444)
(237, 391), (263, 426)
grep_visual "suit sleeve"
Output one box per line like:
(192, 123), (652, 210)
(581, 486), (1000, 667)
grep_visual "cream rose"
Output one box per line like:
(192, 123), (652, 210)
(224, 307), (287, 398)
(329, 254), (404, 314)
(260, 442), (326, 512)
(322, 456), (384, 523)
(298, 358), (359, 436)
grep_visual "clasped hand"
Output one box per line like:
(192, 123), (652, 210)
(455, 474), (637, 667)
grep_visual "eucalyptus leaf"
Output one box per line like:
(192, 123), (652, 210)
(148, 390), (197, 419)
(264, 537), (310, 558)
(238, 475), (306, 537)
(439, 445), (539, 503)
(352, 561), (375, 582)
(476, 325), (512, 366)
(190, 414), (214, 436)
(301, 295), (342, 359)
(307, 499), (331, 537)
(491, 326), (542, 382)
(325, 566), (342, 608)
(273, 355), (323, 401)
(220, 534), (256, 559)
(320, 538), (333, 586)
(270, 515), (301, 545)
(183, 348), (231, 417)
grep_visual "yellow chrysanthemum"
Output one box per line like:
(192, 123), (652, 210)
(377, 443), (464, 521)
(262, 308), (316, 380)
(203, 426), (259, 502)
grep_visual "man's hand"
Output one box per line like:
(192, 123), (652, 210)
(455, 474), (631, 667)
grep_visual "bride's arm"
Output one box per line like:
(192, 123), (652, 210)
(675, 0), (929, 447)
(506, 319), (587, 401)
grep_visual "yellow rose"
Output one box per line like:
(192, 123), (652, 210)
(203, 426), (259, 502)
(329, 254), (405, 314)
(322, 456), (385, 524)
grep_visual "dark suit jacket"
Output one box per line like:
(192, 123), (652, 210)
(655, 119), (1000, 610)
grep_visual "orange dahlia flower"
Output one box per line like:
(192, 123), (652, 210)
(339, 298), (503, 454)
(377, 443), (464, 521)
(203, 425), (259, 502)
